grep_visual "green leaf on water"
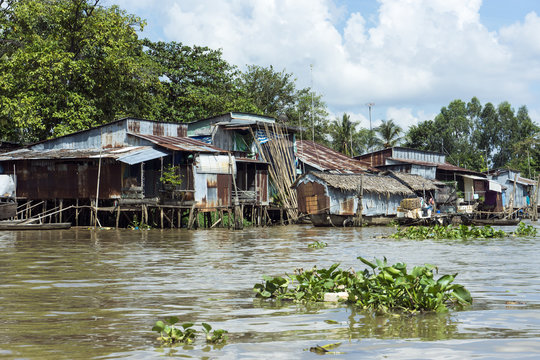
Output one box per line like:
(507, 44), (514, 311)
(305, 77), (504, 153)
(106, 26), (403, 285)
(202, 322), (212, 333)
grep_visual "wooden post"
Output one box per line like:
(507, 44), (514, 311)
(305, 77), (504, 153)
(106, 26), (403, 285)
(75, 199), (79, 227)
(187, 203), (196, 229)
(180, 208), (182, 229)
(160, 207), (164, 229)
(116, 205), (121, 229)
(42, 201), (47, 224)
(354, 175), (364, 226)
(59, 199), (63, 223)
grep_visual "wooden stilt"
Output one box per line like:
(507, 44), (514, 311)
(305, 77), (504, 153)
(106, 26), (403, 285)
(75, 199), (79, 227)
(187, 204), (196, 229)
(59, 199), (63, 223)
(116, 205), (121, 229)
(180, 208), (182, 229)
(160, 207), (164, 229)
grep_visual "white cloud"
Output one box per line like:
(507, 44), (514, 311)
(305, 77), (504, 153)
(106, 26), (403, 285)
(104, 0), (540, 124)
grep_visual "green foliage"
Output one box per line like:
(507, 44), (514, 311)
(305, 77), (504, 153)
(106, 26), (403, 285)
(152, 317), (197, 345)
(308, 241), (328, 249)
(253, 258), (472, 313)
(329, 113), (356, 156)
(144, 40), (255, 122)
(128, 215), (151, 230)
(374, 119), (403, 149)
(202, 322), (228, 344)
(153, 319), (228, 345)
(390, 224), (506, 240)
(160, 165), (183, 188)
(0, 0), (161, 142)
(513, 222), (537, 236)
(404, 97), (540, 173)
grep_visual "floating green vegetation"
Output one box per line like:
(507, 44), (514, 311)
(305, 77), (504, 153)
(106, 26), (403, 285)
(308, 240), (328, 249)
(513, 222), (537, 236)
(391, 223), (538, 240)
(152, 317), (227, 345)
(253, 257), (472, 313)
(306, 342), (344, 355)
(202, 322), (228, 344)
(390, 224), (506, 240)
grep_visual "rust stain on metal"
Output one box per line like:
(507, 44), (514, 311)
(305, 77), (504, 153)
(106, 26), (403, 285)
(296, 140), (369, 173)
(177, 126), (187, 137)
(217, 174), (231, 206)
(131, 134), (226, 153)
(128, 121), (140, 134)
(11, 159), (122, 200)
(153, 123), (164, 136)
(340, 198), (355, 215)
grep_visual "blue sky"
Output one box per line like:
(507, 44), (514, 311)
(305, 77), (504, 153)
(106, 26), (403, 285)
(103, 0), (540, 131)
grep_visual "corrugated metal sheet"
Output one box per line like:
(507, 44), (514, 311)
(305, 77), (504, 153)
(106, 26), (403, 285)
(117, 148), (169, 165)
(26, 118), (187, 151)
(8, 159), (122, 200)
(196, 154), (234, 174)
(0, 146), (160, 163)
(297, 140), (370, 173)
(130, 133), (226, 153)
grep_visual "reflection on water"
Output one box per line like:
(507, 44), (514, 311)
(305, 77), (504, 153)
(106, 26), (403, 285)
(0, 223), (539, 359)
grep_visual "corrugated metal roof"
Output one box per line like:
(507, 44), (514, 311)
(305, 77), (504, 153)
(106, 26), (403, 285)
(388, 157), (483, 175)
(0, 146), (157, 162)
(116, 147), (169, 165)
(129, 133), (226, 153)
(297, 140), (370, 173)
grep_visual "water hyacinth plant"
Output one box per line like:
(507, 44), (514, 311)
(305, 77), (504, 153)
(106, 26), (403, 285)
(308, 241), (328, 249)
(253, 257), (472, 313)
(390, 224), (506, 240)
(152, 317), (196, 345)
(513, 222), (537, 236)
(152, 318), (228, 345)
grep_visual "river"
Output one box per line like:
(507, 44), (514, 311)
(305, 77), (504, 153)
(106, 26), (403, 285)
(1, 224), (539, 359)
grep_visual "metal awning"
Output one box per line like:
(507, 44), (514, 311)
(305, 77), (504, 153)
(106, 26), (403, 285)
(460, 174), (488, 181)
(488, 180), (503, 193)
(116, 147), (169, 165)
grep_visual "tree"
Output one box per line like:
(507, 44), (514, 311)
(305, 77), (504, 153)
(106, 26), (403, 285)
(374, 119), (402, 149)
(237, 65), (298, 118)
(0, 0), (160, 142)
(291, 89), (329, 146)
(329, 113), (356, 156)
(404, 97), (539, 172)
(144, 40), (256, 122)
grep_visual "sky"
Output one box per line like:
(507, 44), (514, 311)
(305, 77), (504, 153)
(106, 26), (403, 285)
(102, 0), (540, 131)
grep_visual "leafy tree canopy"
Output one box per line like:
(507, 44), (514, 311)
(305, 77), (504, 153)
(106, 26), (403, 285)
(0, 0), (161, 142)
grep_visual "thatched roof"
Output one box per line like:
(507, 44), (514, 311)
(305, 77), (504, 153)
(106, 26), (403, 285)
(384, 171), (437, 191)
(303, 172), (414, 196)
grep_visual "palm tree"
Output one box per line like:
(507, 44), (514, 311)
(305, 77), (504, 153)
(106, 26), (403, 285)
(330, 113), (356, 156)
(375, 119), (402, 149)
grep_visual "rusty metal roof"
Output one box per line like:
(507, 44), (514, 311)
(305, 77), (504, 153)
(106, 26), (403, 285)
(388, 157), (483, 175)
(0, 146), (156, 161)
(129, 133), (227, 153)
(297, 140), (371, 174)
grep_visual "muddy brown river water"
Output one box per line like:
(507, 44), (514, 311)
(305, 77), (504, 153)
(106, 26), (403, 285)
(1, 224), (539, 359)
